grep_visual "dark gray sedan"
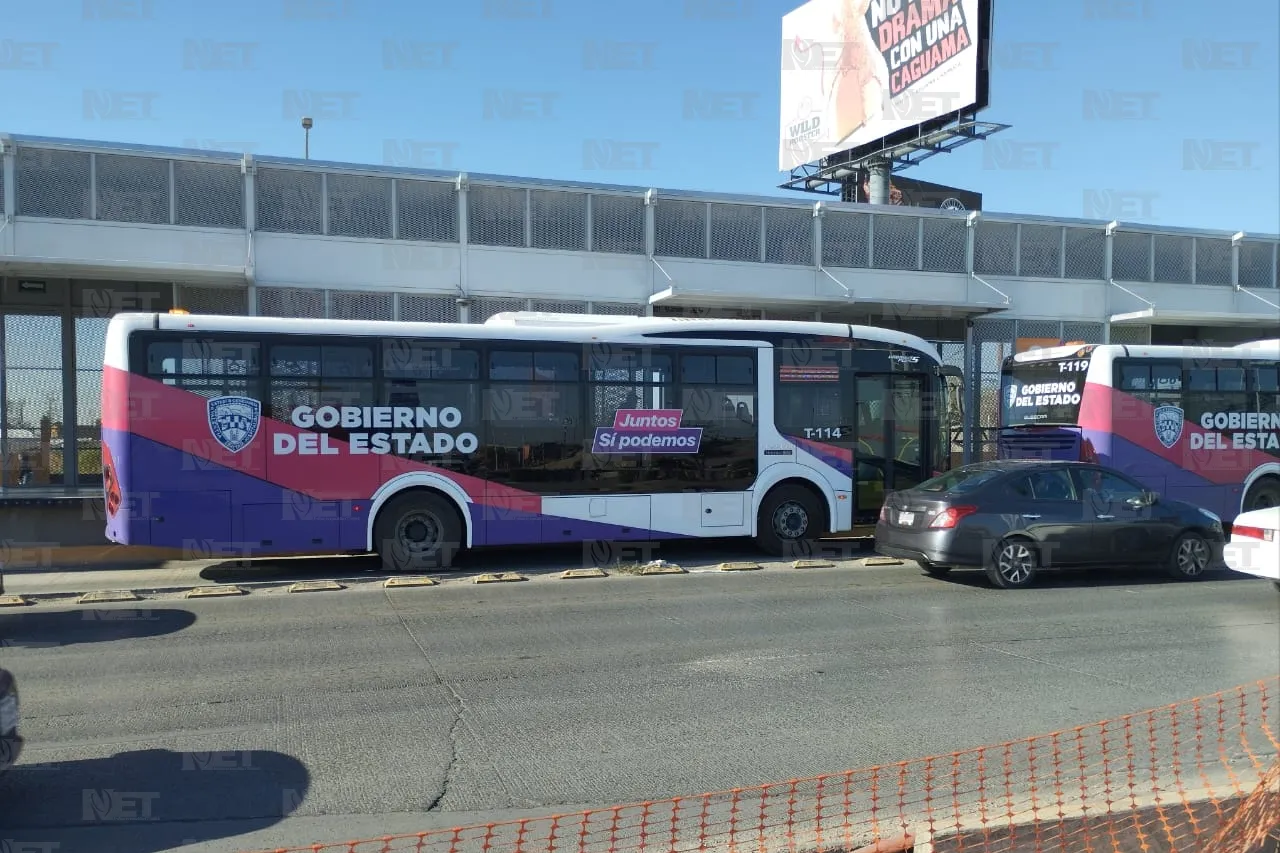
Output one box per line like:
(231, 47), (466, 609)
(0, 667), (20, 775)
(873, 460), (1226, 588)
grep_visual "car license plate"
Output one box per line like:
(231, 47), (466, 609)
(898, 511), (915, 526)
(0, 695), (17, 733)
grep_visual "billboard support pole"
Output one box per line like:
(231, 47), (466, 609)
(867, 158), (891, 206)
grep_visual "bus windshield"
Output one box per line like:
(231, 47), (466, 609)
(1000, 356), (1091, 428)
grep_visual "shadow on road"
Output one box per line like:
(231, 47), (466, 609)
(928, 565), (1262, 591)
(0, 747), (310, 853)
(0, 608), (197, 648)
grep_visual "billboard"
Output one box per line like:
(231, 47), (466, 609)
(780, 0), (993, 172)
(851, 174), (982, 210)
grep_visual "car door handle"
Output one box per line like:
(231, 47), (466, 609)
(1022, 514), (1041, 519)
(1096, 514), (1115, 520)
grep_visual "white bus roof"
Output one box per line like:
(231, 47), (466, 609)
(105, 312), (944, 371)
(1009, 338), (1280, 365)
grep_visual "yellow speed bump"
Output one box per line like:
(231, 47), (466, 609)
(639, 560), (685, 575)
(792, 560), (835, 569)
(0, 594), (30, 607)
(185, 586), (246, 598)
(560, 568), (607, 579)
(473, 572), (525, 584)
(718, 562), (761, 572)
(384, 576), (438, 588)
(286, 580), (344, 593)
(863, 557), (905, 566)
(77, 590), (140, 604)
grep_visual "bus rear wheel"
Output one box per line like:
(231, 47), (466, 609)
(375, 491), (464, 572)
(1243, 478), (1280, 512)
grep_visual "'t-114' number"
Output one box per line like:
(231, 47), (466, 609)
(803, 427), (845, 439)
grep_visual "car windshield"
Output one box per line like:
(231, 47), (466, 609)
(914, 466), (1006, 494)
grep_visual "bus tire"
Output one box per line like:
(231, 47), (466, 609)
(374, 491), (464, 572)
(1243, 477), (1280, 512)
(755, 484), (825, 559)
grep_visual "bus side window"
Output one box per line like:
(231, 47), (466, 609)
(1252, 364), (1279, 411)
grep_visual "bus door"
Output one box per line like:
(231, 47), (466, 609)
(852, 374), (930, 521)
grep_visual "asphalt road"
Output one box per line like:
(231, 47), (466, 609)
(0, 548), (1277, 853)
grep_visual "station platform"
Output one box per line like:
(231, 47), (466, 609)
(0, 487), (179, 570)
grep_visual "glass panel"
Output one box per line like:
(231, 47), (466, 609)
(76, 316), (111, 484)
(855, 377), (888, 517)
(891, 376), (926, 490)
(4, 367), (65, 487)
(382, 342), (480, 380)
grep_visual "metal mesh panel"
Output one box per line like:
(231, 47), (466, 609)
(590, 302), (643, 316)
(3, 314), (65, 487)
(531, 300), (586, 313)
(257, 286), (325, 318)
(973, 221), (1017, 275)
(255, 168), (322, 234)
(970, 318), (1016, 462)
(530, 190), (587, 251)
(175, 285), (248, 315)
(95, 153), (169, 224)
(1108, 324), (1151, 345)
(16, 147), (91, 219)
(174, 161), (244, 229)
(821, 211), (870, 267)
(0, 161), (4, 215)
(1018, 224), (1062, 278)
(871, 214), (919, 270)
(1194, 237), (1232, 285)
(1112, 231), (1152, 281)
(654, 200), (706, 259)
(1017, 319), (1062, 341)
(921, 218), (966, 273)
(329, 290), (395, 319)
(709, 203), (761, 262)
(1239, 240), (1278, 289)
(1153, 234), (1192, 284)
(401, 295), (460, 323)
(1063, 321), (1104, 343)
(468, 185), (526, 247)
(471, 297), (527, 322)
(1064, 227), (1105, 280)
(74, 315), (109, 485)
(327, 173), (392, 239)
(764, 207), (813, 265)
(589, 194), (644, 254)
(397, 180), (458, 243)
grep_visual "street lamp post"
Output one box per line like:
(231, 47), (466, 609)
(301, 117), (313, 159)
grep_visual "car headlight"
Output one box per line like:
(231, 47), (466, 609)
(1198, 508), (1222, 530)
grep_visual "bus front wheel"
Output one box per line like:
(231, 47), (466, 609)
(375, 491), (464, 572)
(755, 484), (825, 559)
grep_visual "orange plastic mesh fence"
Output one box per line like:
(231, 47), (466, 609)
(250, 677), (1280, 853)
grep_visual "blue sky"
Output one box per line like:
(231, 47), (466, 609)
(0, 0), (1277, 234)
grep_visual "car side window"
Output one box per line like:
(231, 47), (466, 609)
(1076, 469), (1144, 502)
(1028, 469), (1076, 501)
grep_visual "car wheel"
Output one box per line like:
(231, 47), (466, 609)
(755, 485), (823, 558)
(375, 491), (464, 572)
(986, 538), (1038, 589)
(1167, 531), (1212, 581)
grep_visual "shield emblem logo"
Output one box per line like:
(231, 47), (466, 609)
(207, 396), (261, 453)
(1153, 405), (1184, 450)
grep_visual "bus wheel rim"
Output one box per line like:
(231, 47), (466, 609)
(398, 511), (442, 554)
(773, 503), (809, 539)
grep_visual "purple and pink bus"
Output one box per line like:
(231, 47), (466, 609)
(998, 339), (1280, 525)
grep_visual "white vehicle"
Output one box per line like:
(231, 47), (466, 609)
(101, 311), (962, 569)
(1223, 506), (1280, 589)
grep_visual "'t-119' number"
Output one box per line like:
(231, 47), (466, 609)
(803, 427), (845, 439)
(1057, 360), (1089, 373)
